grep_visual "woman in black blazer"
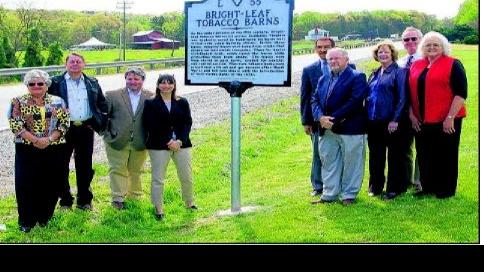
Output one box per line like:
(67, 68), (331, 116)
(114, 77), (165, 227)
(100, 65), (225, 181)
(143, 74), (196, 220)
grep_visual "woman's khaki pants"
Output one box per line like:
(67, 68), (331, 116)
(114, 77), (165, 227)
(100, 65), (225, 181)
(148, 148), (193, 209)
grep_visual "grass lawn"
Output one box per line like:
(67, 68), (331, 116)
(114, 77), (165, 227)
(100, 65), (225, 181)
(0, 46), (478, 243)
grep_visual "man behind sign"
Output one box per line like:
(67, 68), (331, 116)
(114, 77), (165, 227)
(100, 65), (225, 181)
(310, 48), (368, 206)
(300, 37), (335, 197)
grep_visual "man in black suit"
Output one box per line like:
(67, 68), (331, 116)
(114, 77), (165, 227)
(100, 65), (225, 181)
(48, 53), (108, 211)
(300, 37), (335, 197)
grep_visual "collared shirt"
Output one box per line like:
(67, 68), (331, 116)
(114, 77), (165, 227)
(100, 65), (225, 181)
(64, 73), (92, 121)
(326, 71), (341, 102)
(367, 70), (381, 120)
(128, 88), (142, 114)
(163, 100), (177, 140)
(397, 53), (421, 68)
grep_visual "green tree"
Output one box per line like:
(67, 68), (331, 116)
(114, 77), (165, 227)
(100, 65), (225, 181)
(2, 35), (16, 67)
(150, 15), (165, 32)
(455, 0), (478, 29)
(162, 19), (181, 56)
(0, 38), (7, 68)
(45, 41), (63, 65)
(463, 34), (478, 44)
(23, 27), (44, 67)
(161, 12), (185, 44)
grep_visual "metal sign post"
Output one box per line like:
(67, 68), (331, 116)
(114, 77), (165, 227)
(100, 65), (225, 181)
(219, 81), (253, 212)
(184, 0), (294, 216)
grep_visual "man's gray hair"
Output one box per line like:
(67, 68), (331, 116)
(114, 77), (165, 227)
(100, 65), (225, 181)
(23, 69), (51, 87)
(402, 26), (423, 38)
(124, 66), (146, 80)
(418, 31), (451, 56)
(327, 47), (349, 59)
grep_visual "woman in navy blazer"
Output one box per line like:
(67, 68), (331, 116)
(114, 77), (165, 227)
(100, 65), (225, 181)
(366, 40), (412, 200)
(143, 74), (196, 220)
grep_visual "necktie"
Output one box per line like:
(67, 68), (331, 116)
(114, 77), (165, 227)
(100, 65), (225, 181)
(405, 55), (414, 69)
(322, 60), (330, 76)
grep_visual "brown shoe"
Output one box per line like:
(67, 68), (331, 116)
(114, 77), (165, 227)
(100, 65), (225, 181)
(342, 199), (355, 206)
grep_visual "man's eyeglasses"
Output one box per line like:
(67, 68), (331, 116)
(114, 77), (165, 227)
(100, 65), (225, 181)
(68, 60), (83, 64)
(28, 82), (45, 87)
(403, 37), (418, 42)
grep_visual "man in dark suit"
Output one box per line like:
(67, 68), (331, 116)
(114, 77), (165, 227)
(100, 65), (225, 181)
(310, 48), (368, 206)
(48, 53), (108, 211)
(300, 37), (335, 197)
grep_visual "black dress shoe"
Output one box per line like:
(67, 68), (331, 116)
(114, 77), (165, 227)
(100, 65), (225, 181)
(77, 203), (93, 211)
(382, 192), (399, 200)
(155, 213), (165, 221)
(19, 226), (32, 233)
(59, 205), (72, 211)
(112, 201), (125, 210)
(311, 199), (333, 204)
(413, 191), (430, 197)
(311, 189), (323, 196)
(189, 205), (198, 210)
(436, 193), (454, 199)
(368, 190), (382, 197)
(342, 198), (356, 206)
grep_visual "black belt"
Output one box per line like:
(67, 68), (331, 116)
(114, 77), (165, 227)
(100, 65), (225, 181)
(71, 119), (88, 126)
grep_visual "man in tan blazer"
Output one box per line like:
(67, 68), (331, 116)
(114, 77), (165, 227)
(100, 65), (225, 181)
(102, 66), (154, 209)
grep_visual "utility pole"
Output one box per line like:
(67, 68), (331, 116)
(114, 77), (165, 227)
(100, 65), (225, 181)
(116, 0), (133, 61)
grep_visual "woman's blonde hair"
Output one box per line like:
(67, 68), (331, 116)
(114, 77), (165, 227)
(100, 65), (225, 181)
(372, 40), (398, 62)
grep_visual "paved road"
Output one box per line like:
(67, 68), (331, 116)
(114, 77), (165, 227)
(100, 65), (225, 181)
(0, 42), (402, 129)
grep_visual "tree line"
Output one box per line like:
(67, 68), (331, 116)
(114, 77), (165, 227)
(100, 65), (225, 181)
(0, 0), (477, 69)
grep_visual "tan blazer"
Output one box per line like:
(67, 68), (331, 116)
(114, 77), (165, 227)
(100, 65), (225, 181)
(102, 87), (154, 150)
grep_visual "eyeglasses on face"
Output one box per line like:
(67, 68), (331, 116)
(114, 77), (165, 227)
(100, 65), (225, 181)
(68, 60), (83, 64)
(424, 43), (441, 48)
(28, 82), (45, 87)
(403, 37), (418, 42)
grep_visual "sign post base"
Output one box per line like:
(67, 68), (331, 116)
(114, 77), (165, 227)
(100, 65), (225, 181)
(215, 205), (261, 217)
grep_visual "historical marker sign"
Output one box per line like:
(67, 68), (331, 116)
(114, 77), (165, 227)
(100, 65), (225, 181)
(185, 0), (294, 86)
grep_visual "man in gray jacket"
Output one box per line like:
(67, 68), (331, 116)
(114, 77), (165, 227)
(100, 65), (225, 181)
(102, 66), (154, 209)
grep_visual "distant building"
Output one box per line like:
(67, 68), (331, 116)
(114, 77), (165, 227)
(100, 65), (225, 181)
(305, 27), (330, 41)
(390, 33), (400, 40)
(132, 30), (181, 50)
(70, 37), (116, 51)
(341, 34), (362, 41)
(330, 36), (340, 42)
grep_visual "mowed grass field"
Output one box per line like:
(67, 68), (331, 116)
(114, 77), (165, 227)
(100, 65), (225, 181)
(15, 48), (185, 66)
(0, 45), (478, 243)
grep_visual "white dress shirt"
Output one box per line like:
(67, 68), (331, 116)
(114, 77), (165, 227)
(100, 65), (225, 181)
(64, 73), (92, 121)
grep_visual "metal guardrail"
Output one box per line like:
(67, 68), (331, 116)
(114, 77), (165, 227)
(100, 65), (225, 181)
(0, 58), (185, 77)
(292, 41), (380, 56)
(1, 41), (381, 77)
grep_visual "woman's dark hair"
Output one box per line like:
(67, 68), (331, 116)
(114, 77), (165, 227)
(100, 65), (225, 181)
(155, 74), (177, 99)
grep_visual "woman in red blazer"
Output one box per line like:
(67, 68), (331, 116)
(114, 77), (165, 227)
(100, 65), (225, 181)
(408, 31), (467, 198)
